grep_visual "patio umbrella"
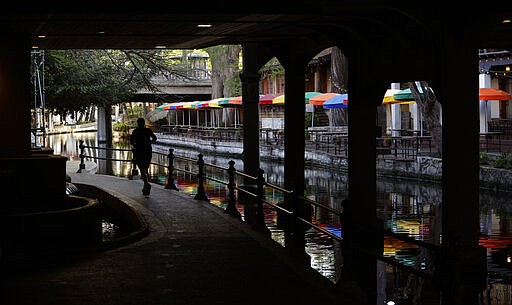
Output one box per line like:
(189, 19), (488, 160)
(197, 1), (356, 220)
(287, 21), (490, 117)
(156, 103), (172, 110)
(218, 96), (243, 107)
(259, 94), (277, 105)
(381, 89), (402, 105)
(269, 92), (322, 105)
(272, 95), (285, 105)
(309, 93), (341, 106)
(323, 93), (348, 109)
(305, 91), (322, 103)
(163, 101), (186, 110)
(479, 87), (512, 100)
(394, 88), (425, 101)
(207, 98), (228, 108)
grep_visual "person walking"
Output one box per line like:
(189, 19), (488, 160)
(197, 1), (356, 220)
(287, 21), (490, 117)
(130, 117), (157, 195)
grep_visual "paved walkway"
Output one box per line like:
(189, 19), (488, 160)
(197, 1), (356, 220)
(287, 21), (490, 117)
(0, 163), (356, 305)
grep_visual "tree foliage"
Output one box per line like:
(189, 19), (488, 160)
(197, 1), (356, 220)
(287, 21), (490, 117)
(43, 49), (208, 117)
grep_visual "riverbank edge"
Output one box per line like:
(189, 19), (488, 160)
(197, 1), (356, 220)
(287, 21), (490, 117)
(154, 133), (512, 193)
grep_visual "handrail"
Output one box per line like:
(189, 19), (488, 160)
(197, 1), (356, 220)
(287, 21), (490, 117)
(77, 140), (439, 282)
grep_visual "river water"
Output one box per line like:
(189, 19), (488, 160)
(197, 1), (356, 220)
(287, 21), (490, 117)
(48, 131), (512, 305)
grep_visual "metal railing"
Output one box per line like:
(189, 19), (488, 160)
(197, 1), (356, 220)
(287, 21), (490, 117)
(77, 140), (442, 282)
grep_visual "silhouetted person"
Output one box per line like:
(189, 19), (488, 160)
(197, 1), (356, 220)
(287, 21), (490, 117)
(130, 118), (157, 195)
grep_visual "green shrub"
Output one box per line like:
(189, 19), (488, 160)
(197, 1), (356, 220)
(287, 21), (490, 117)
(113, 121), (133, 132)
(491, 153), (512, 169)
(479, 152), (489, 165)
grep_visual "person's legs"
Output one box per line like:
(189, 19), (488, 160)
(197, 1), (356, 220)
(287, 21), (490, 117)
(139, 165), (151, 194)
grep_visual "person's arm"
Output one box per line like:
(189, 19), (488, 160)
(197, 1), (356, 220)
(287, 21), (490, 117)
(150, 130), (157, 143)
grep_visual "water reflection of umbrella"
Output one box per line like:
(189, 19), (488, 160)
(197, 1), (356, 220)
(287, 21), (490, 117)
(323, 93), (348, 108)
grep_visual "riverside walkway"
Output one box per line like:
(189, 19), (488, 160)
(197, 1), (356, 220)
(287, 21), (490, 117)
(0, 163), (355, 305)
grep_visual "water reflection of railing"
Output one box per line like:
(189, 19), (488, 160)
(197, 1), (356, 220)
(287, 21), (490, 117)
(77, 140), (442, 283)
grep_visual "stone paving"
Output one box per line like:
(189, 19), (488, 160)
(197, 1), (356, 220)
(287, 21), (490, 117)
(0, 166), (355, 305)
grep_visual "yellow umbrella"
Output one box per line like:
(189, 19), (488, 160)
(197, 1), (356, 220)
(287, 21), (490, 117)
(272, 95), (285, 105)
(381, 89), (402, 105)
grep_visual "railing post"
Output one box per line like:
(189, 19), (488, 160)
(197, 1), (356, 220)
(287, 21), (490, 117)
(130, 148), (139, 179)
(253, 168), (270, 235)
(194, 153), (209, 201)
(224, 160), (241, 218)
(284, 190), (308, 261)
(76, 140), (86, 173)
(165, 148), (179, 191)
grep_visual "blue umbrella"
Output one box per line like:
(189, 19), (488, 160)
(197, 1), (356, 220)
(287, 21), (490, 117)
(323, 93), (348, 109)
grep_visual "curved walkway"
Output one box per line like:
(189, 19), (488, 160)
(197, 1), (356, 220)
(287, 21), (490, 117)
(0, 166), (354, 305)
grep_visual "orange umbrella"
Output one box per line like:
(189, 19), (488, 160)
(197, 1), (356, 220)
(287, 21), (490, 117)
(309, 93), (341, 105)
(479, 88), (512, 100)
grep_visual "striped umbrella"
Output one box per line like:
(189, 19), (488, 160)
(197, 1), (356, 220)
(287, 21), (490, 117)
(305, 91), (322, 103)
(156, 103), (172, 110)
(323, 93), (348, 109)
(206, 98), (228, 108)
(309, 93), (341, 106)
(259, 94), (277, 105)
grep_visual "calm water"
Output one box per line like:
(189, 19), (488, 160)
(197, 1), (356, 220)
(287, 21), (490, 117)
(48, 131), (512, 305)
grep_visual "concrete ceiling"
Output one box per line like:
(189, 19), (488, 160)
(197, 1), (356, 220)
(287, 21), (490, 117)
(0, 2), (511, 51)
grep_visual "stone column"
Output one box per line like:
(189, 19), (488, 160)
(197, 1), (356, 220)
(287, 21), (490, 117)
(438, 19), (486, 305)
(0, 36), (67, 203)
(240, 44), (261, 180)
(390, 82), (402, 136)
(479, 73), (491, 133)
(0, 36), (32, 157)
(341, 51), (386, 304)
